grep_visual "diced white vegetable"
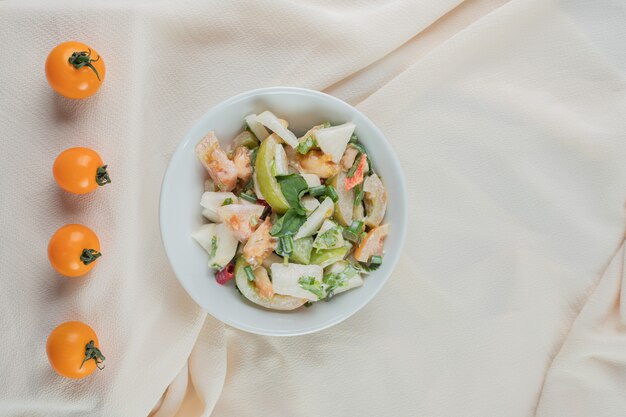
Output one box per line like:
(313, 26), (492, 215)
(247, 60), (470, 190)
(245, 114), (270, 141)
(255, 111), (299, 148)
(300, 173), (321, 188)
(274, 143), (289, 176)
(300, 195), (320, 214)
(318, 219), (336, 234)
(200, 191), (238, 222)
(313, 122), (355, 163)
(294, 197), (334, 240)
(191, 223), (238, 269)
(271, 263), (324, 301)
(261, 252), (283, 270)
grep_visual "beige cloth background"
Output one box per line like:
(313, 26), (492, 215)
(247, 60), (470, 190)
(1, 0), (625, 416)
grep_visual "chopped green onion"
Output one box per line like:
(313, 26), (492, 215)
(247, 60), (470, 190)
(308, 185), (326, 197)
(344, 220), (364, 243)
(322, 121), (331, 128)
(349, 142), (373, 175)
(351, 142), (366, 153)
(304, 301), (314, 307)
(239, 192), (257, 204)
(244, 265), (255, 282)
(354, 183), (364, 206)
(368, 255), (383, 270)
(296, 136), (317, 154)
(279, 236), (294, 255)
(325, 185), (338, 203)
(221, 197), (233, 206)
(346, 152), (362, 178)
(249, 147), (259, 166)
(349, 133), (358, 144)
(349, 220), (364, 236)
(283, 256), (289, 265)
(244, 176), (254, 192)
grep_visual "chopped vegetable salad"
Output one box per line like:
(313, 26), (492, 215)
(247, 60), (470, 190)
(193, 111), (389, 310)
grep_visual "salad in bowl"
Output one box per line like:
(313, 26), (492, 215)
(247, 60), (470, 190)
(192, 110), (389, 310)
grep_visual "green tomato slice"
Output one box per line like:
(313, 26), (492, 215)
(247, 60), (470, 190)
(309, 244), (351, 268)
(255, 136), (290, 213)
(291, 237), (314, 265)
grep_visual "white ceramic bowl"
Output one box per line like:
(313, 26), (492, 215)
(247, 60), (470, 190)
(160, 87), (407, 336)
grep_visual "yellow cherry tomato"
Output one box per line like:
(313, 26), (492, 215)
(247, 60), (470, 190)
(48, 224), (101, 277)
(45, 41), (105, 99)
(53, 147), (111, 194)
(47, 321), (105, 379)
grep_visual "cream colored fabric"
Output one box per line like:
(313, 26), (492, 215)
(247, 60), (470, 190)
(0, 0), (625, 416)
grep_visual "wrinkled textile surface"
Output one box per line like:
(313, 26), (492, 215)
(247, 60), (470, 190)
(0, 0), (625, 416)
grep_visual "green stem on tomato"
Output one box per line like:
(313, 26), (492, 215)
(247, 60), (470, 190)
(68, 49), (101, 80)
(96, 165), (111, 186)
(80, 340), (106, 370)
(80, 249), (101, 265)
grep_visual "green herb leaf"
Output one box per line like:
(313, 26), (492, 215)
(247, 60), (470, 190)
(270, 209), (307, 237)
(276, 174), (309, 214)
(221, 197), (233, 206)
(298, 276), (325, 299)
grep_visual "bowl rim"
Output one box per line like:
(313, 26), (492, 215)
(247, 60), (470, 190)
(159, 86), (407, 336)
